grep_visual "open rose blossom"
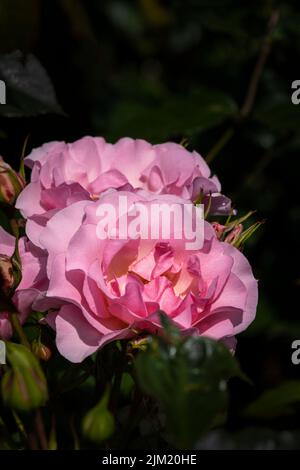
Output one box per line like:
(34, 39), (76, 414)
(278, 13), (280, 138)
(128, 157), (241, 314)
(21, 189), (259, 363)
(0, 226), (48, 340)
(16, 137), (231, 248)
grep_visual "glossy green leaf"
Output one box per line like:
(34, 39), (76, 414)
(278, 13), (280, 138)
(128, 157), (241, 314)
(135, 315), (242, 448)
(0, 51), (64, 118)
(107, 88), (237, 142)
(243, 381), (300, 420)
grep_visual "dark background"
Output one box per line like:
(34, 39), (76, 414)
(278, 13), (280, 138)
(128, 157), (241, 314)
(0, 0), (300, 448)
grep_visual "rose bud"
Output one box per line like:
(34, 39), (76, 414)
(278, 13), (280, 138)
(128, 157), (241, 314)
(0, 157), (25, 205)
(32, 338), (52, 362)
(82, 388), (115, 444)
(1, 342), (48, 412)
(225, 223), (243, 244)
(0, 254), (14, 297)
(211, 222), (227, 239)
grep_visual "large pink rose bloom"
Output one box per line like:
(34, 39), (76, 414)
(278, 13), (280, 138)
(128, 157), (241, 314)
(16, 137), (231, 247)
(0, 226), (48, 340)
(32, 190), (257, 363)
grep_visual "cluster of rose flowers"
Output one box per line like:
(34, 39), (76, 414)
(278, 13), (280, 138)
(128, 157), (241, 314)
(0, 137), (258, 362)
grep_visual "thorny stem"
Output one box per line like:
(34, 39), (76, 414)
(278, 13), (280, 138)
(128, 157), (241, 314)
(239, 10), (280, 118)
(206, 9), (280, 164)
(206, 127), (235, 163)
(34, 409), (48, 450)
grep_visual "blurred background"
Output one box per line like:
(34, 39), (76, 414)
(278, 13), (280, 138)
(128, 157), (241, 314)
(0, 0), (299, 449)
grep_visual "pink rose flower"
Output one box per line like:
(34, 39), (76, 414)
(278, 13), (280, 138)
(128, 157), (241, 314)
(16, 137), (231, 247)
(29, 190), (258, 363)
(0, 226), (47, 340)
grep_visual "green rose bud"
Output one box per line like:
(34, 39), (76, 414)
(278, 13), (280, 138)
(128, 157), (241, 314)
(32, 338), (52, 362)
(1, 342), (48, 412)
(82, 388), (115, 444)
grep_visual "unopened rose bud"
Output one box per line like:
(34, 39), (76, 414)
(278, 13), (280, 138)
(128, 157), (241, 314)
(0, 254), (14, 297)
(1, 342), (48, 411)
(225, 223), (243, 244)
(32, 338), (52, 361)
(0, 157), (25, 205)
(212, 222), (227, 239)
(82, 388), (115, 444)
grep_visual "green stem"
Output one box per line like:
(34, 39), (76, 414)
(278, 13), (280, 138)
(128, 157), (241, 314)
(70, 414), (80, 450)
(109, 342), (128, 412)
(20, 134), (30, 180)
(12, 410), (27, 440)
(9, 217), (21, 266)
(206, 127), (235, 164)
(119, 389), (144, 449)
(110, 369), (123, 412)
(48, 415), (58, 450)
(34, 409), (48, 450)
(205, 9), (279, 164)
(9, 312), (31, 350)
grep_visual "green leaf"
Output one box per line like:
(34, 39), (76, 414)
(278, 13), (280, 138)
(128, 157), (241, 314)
(254, 100), (300, 134)
(135, 316), (242, 448)
(242, 381), (300, 420)
(0, 51), (64, 118)
(107, 87), (237, 142)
